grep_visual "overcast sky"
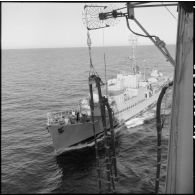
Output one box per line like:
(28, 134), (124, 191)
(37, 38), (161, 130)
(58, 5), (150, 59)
(2, 2), (178, 49)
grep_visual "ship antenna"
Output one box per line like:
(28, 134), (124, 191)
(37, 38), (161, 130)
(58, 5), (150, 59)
(143, 59), (146, 81)
(129, 36), (137, 74)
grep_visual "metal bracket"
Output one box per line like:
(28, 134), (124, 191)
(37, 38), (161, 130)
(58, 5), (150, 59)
(127, 2), (135, 19)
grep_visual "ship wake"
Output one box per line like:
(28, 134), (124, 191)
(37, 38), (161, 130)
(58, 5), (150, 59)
(125, 111), (155, 129)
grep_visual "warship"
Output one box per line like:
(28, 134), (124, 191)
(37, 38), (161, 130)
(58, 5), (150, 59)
(46, 38), (169, 155)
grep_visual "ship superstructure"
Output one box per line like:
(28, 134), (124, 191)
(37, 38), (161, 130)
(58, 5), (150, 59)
(106, 38), (169, 123)
(107, 68), (169, 123)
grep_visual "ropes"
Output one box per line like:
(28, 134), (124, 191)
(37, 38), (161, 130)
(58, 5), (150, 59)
(86, 21), (117, 194)
(87, 30), (102, 193)
(102, 28), (108, 96)
(87, 31), (102, 79)
(125, 16), (157, 39)
(162, 2), (177, 21)
(87, 31), (95, 75)
(89, 84), (102, 193)
(89, 75), (118, 193)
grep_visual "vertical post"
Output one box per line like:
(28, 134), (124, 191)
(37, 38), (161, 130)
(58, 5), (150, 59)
(165, 3), (193, 193)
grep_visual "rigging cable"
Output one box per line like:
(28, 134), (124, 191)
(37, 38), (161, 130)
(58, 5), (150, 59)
(102, 28), (108, 96)
(162, 2), (177, 21)
(86, 29), (102, 193)
(125, 15), (157, 38)
(87, 31), (95, 75)
(101, 26), (118, 192)
(89, 82), (102, 193)
(87, 31), (102, 81)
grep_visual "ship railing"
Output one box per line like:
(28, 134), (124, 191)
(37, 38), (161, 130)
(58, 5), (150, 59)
(47, 108), (80, 125)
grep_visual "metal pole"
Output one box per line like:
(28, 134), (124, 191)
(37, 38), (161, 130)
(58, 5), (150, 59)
(132, 17), (176, 66)
(129, 3), (178, 8)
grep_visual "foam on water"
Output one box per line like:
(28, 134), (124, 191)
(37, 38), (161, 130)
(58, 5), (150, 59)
(125, 118), (145, 129)
(125, 110), (156, 129)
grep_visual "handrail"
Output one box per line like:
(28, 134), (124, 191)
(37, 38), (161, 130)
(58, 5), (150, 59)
(47, 108), (82, 125)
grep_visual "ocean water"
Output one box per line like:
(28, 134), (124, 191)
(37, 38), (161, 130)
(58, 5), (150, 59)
(2, 45), (175, 194)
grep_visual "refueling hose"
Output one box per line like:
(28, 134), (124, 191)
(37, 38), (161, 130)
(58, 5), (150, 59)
(155, 81), (173, 193)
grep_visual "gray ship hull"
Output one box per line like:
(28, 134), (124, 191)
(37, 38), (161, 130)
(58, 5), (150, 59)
(48, 120), (103, 155)
(47, 116), (116, 155)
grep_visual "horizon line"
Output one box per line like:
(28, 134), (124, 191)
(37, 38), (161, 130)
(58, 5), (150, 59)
(2, 43), (176, 50)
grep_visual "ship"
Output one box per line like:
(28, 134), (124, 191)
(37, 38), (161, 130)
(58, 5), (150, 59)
(46, 37), (170, 155)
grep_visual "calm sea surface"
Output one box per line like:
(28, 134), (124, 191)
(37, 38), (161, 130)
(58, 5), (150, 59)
(2, 45), (175, 194)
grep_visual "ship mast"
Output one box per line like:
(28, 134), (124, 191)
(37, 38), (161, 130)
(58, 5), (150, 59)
(143, 60), (146, 81)
(128, 36), (137, 74)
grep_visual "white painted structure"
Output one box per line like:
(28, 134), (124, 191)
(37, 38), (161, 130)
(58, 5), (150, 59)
(107, 69), (169, 123)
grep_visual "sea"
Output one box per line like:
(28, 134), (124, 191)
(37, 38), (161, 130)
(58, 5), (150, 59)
(2, 45), (175, 194)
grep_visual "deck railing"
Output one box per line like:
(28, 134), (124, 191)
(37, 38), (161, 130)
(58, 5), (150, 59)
(47, 108), (80, 125)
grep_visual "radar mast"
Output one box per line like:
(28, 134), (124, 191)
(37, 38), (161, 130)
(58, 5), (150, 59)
(128, 36), (138, 74)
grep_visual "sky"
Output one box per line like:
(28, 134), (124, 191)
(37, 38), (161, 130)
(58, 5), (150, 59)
(2, 2), (178, 49)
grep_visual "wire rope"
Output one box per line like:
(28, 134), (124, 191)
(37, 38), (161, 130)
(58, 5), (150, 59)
(162, 2), (177, 21)
(125, 16), (157, 39)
